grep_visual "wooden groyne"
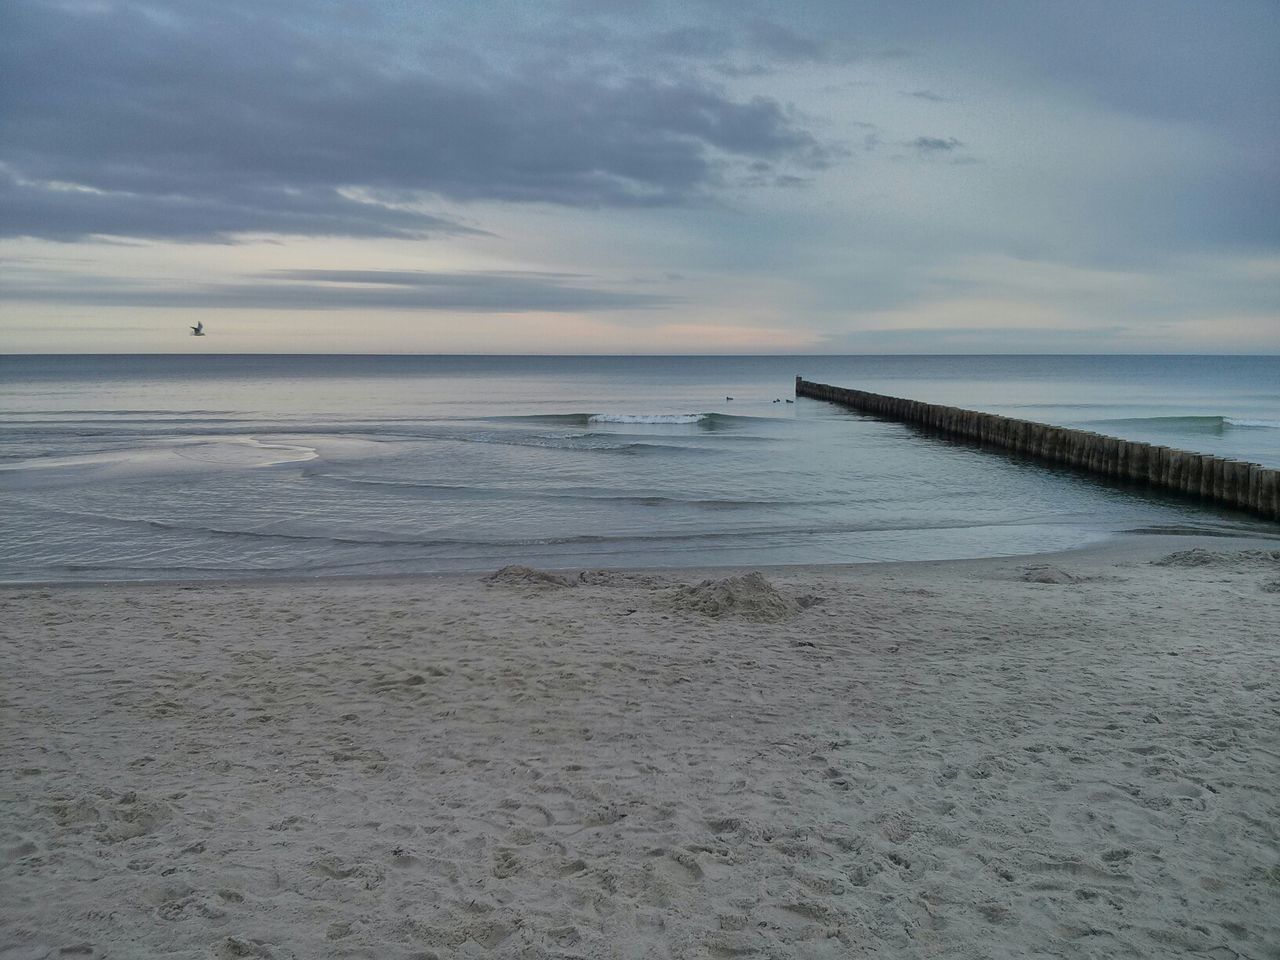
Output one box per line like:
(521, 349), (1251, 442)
(796, 377), (1280, 521)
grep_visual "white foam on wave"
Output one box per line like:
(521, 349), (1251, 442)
(588, 413), (706, 424)
(1224, 417), (1280, 429)
(0, 437), (318, 488)
(171, 438), (320, 466)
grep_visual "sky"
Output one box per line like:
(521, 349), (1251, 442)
(1, 0), (1277, 354)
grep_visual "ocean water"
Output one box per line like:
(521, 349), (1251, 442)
(1, 354), (1276, 583)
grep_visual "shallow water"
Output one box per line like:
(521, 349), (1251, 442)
(1, 354), (1276, 581)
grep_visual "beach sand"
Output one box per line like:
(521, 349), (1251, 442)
(2, 537), (1278, 958)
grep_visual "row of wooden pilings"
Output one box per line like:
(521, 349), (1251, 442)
(796, 377), (1280, 522)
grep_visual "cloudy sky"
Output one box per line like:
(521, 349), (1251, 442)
(2, 0), (1277, 353)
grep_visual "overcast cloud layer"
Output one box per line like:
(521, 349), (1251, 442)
(1, 0), (1277, 352)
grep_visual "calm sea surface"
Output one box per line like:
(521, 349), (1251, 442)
(1, 355), (1277, 582)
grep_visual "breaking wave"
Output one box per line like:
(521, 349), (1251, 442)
(1224, 417), (1280, 429)
(484, 412), (769, 429)
(1088, 415), (1280, 431)
(588, 413), (706, 424)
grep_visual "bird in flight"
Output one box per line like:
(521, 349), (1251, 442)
(190, 321), (205, 337)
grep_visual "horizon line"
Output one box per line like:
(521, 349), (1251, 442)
(3, 351), (1280, 359)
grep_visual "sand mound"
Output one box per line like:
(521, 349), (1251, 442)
(1021, 565), (1080, 584)
(667, 571), (805, 622)
(1152, 548), (1280, 568)
(484, 565), (577, 588)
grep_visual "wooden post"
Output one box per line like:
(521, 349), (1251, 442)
(795, 378), (1279, 522)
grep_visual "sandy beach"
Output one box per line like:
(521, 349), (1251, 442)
(2, 535), (1278, 959)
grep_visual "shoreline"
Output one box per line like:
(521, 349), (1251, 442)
(3, 526), (1278, 593)
(3, 535), (1278, 957)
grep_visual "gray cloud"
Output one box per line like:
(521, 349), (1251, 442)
(908, 137), (964, 152)
(0, 267), (679, 312)
(262, 269), (594, 285)
(585, 14), (865, 69)
(905, 90), (950, 102)
(819, 325), (1138, 353)
(0, 169), (480, 243)
(650, 26), (730, 58)
(745, 19), (826, 61)
(0, 2), (830, 243)
(2, 0), (1277, 354)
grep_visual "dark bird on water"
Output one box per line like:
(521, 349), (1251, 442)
(190, 321), (205, 337)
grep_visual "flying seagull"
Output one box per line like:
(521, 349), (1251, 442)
(190, 321), (205, 337)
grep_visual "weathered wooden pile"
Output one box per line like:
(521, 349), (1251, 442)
(796, 377), (1279, 521)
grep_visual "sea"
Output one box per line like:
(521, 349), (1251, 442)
(1, 354), (1277, 583)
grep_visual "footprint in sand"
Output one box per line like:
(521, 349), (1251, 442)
(308, 856), (384, 890)
(215, 936), (272, 959)
(654, 850), (703, 883)
(1, 839), (38, 868)
(490, 848), (522, 879)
